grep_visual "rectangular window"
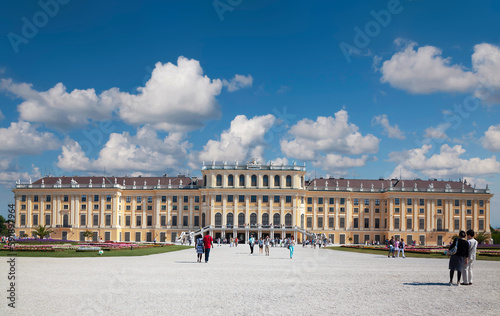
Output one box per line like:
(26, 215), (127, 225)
(455, 199), (459, 206)
(251, 195), (257, 203)
(203, 196), (206, 203)
(46, 204), (51, 210)
(63, 195), (69, 202)
(136, 205), (142, 211)
(307, 207), (312, 212)
(104, 232), (110, 241)
(183, 205), (188, 211)
(340, 207), (345, 213)
(407, 198), (412, 206)
(467, 209), (472, 215)
(329, 198), (334, 204)
(479, 209), (484, 215)
(183, 196), (188, 203)
(318, 197), (323, 204)
(125, 232), (130, 242)
(353, 207), (359, 213)
(364, 208), (369, 214)
(419, 208), (424, 214)
(81, 195), (87, 202)
(353, 198), (359, 206)
(172, 196), (177, 203)
(172, 205), (177, 211)
(172, 216), (177, 226)
(148, 205), (153, 211)
(107, 195), (112, 202)
(33, 204), (39, 210)
(46, 195), (51, 202)
(420, 199), (425, 206)
(239, 195), (245, 203)
(306, 217), (312, 228)
(407, 208), (412, 214)
(286, 196), (292, 203)
(364, 218), (369, 229)
(105, 214), (111, 226)
(364, 199), (370, 206)
(94, 195), (99, 202)
(317, 217), (323, 227)
(106, 204), (111, 210)
(375, 218), (380, 229)
(63, 204), (69, 210)
(227, 195), (233, 203)
(33, 195), (39, 202)
(147, 215), (153, 226)
(340, 198), (345, 205)
(394, 218), (400, 230)
(216, 195), (222, 202)
(437, 199), (442, 207)
(454, 219), (460, 230)
(274, 195), (280, 203)
(126, 196), (131, 203)
(135, 232), (141, 242)
(81, 204), (86, 210)
(437, 209), (442, 214)
(33, 214), (38, 226)
(161, 196), (167, 203)
(161, 215), (166, 226)
(125, 216), (131, 226)
(194, 205), (199, 211)
(479, 200), (484, 207)
(467, 200), (472, 207)
(395, 208), (400, 214)
(80, 214), (86, 226)
(406, 218), (412, 230)
(93, 214), (99, 226)
(375, 199), (380, 206)
(45, 214), (51, 226)
(419, 218), (425, 230)
(126, 205), (131, 211)
(262, 195), (268, 203)
(318, 207), (323, 213)
(454, 209), (459, 214)
(183, 216), (188, 226)
(136, 216), (142, 226)
(395, 198), (400, 205)
(137, 196), (142, 203)
(329, 207), (334, 213)
(195, 196), (200, 203)
(339, 217), (345, 228)
(307, 197), (312, 204)
(353, 218), (359, 228)
(147, 196), (153, 203)
(329, 217), (334, 228)
(194, 216), (199, 227)
(20, 214), (26, 226)
(466, 219), (472, 230)
(479, 219), (484, 231)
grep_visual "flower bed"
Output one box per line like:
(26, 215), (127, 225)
(340, 245), (500, 256)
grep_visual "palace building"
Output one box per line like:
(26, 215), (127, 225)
(12, 159), (492, 245)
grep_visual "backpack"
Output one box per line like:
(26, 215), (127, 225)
(197, 238), (203, 247)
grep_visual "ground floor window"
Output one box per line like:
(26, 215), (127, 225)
(125, 232), (130, 242)
(135, 232), (141, 242)
(419, 235), (425, 246)
(105, 232), (111, 241)
(171, 232), (177, 242)
(339, 234), (345, 245)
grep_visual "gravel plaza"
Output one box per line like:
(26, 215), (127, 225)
(1, 245), (499, 315)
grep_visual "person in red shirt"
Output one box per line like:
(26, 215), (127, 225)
(203, 232), (214, 263)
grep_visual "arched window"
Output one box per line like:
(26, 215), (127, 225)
(262, 213), (269, 226)
(250, 213), (257, 226)
(202, 213), (206, 227)
(251, 175), (257, 187)
(216, 174), (222, 186)
(273, 213), (281, 226)
(228, 175), (234, 187)
(63, 214), (69, 227)
(227, 213), (234, 227)
(239, 175), (245, 186)
(203, 175), (207, 187)
(238, 213), (245, 226)
(286, 175), (292, 187)
(285, 213), (292, 227)
(215, 212), (222, 227)
(274, 175), (280, 187)
(437, 218), (443, 230)
(263, 175), (269, 187)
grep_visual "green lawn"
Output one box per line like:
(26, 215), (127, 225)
(0, 245), (192, 257)
(328, 246), (500, 261)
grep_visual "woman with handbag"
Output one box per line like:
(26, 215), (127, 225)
(448, 230), (469, 286)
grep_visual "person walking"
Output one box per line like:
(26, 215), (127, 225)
(203, 232), (214, 263)
(234, 237), (238, 247)
(195, 237), (204, 263)
(249, 235), (255, 254)
(264, 236), (270, 256)
(397, 238), (405, 258)
(448, 230), (469, 286)
(388, 236), (395, 258)
(258, 237), (264, 254)
(289, 236), (295, 259)
(462, 229), (478, 285)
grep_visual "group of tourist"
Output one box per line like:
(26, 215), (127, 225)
(302, 238), (328, 248)
(448, 229), (478, 286)
(387, 236), (406, 258)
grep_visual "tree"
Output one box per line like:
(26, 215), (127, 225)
(475, 231), (490, 244)
(0, 215), (10, 236)
(83, 230), (94, 242)
(32, 225), (54, 239)
(490, 226), (500, 244)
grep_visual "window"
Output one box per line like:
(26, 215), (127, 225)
(251, 195), (257, 203)
(93, 214), (99, 226)
(94, 204), (99, 210)
(286, 175), (292, 187)
(263, 175), (269, 186)
(135, 232), (141, 242)
(105, 214), (111, 226)
(239, 195), (245, 203)
(35, 195), (40, 202)
(407, 208), (412, 214)
(317, 217), (323, 228)
(318, 197), (323, 204)
(227, 213), (234, 226)
(329, 198), (335, 204)
(46, 195), (51, 202)
(353, 198), (359, 206)
(437, 199), (442, 207)
(407, 198), (412, 206)
(147, 215), (153, 226)
(195, 196), (199, 203)
(353, 208), (359, 214)
(353, 218), (359, 228)
(33, 214), (38, 226)
(203, 196), (206, 203)
(479, 209), (484, 215)
(227, 195), (233, 203)
(107, 195), (112, 202)
(81, 195), (87, 202)
(340, 198), (345, 205)
(63, 195), (69, 202)
(286, 196), (292, 203)
(20, 214), (27, 226)
(467, 209), (472, 215)
(216, 174), (222, 186)
(375, 208), (380, 213)
(126, 205), (131, 211)
(251, 175), (257, 187)
(340, 207), (345, 213)
(437, 219), (443, 230)
(467, 200), (472, 207)
(329, 217), (334, 228)
(307, 217), (312, 228)
(437, 209), (442, 214)
(375, 218), (380, 229)
(419, 199), (425, 206)
(339, 217), (345, 228)
(419, 208), (424, 214)
(63, 204), (69, 210)
(364, 218), (369, 229)
(172, 205), (177, 211)
(364, 199), (370, 206)
(419, 218), (425, 230)
(479, 219), (484, 231)
(364, 208), (369, 214)
(406, 218), (412, 230)
(228, 175), (234, 186)
(216, 195), (222, 202)
(161, 196), (167, 203)
(262, 213), (269, 226)
(172, 216), (177, 226)
(94, 195), (99, 202)
(454, 199), (459, 206)
(307, 207), (312, 212)
(329, 207), (334, 213)
(273, 213), (281, 225)
(172, 196), (177, 203)
(307, 197), (312, 204)
(126, 196), (131, 203)
(183, 216), (188, 227)
(126, 216), (131, 226)
(394, 218), (399, 230)
(45, 214), (51, 226)
(137, 196), (142, 203)
(46, 204), (51, 210)
(136, 205), (142, 211)
(375, 199), (380, 206)
(274, 175), (280, 187)
(274, 195), (280, 203)
(479, 200), (484, 207)
(318, 207), (323, 213)
(81, 204), (86, 210)
(106, 204), (111, 210)
(454, 219), (460, 230)
(238, 213), (245, 226)
(136, 216), (142, 226)
(262, 195), (268, 203)
(251, 213), (257, 225)
(239, 175), (245, 186)
(194, 216), (200, 227)
(454, 209), (459, 214)
(395, 208), (400, 214)
(466, 219), (472, 230)
(395, 198), (400, 205)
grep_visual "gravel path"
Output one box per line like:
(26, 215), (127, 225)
(1, 245), (499, 315)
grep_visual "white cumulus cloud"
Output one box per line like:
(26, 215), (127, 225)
(0, 121), (59, 155)
(423, 123), (450, 140)
(481, 124), (500, 152)
(372, 114), (405, 139)
(223, 74), (253, 92)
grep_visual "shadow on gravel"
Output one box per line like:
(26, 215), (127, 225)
(174, 261), (199, 264)
(403, 282), (450, 286)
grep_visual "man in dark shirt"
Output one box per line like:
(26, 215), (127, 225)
(203, 232), (214, 263)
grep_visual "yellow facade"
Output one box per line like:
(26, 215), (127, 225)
(13, 160), (492, 245)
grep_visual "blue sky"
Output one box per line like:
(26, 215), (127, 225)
(1, 0), (499, 226)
